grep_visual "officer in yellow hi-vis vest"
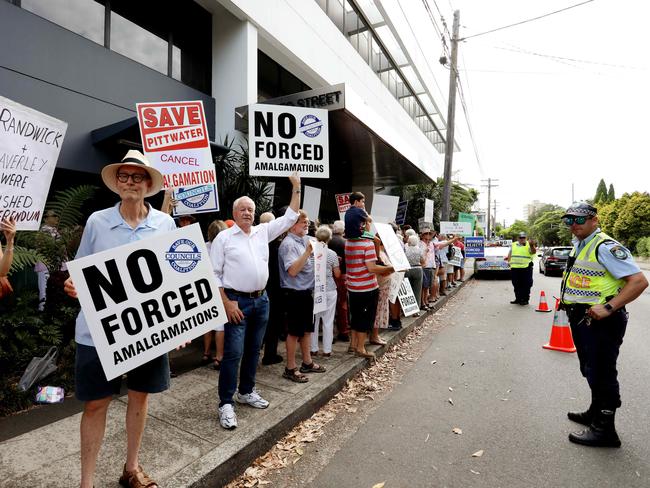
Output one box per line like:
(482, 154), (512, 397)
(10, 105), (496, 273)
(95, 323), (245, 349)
(505, 232), (536, 305)
(560, 202), (647, 448)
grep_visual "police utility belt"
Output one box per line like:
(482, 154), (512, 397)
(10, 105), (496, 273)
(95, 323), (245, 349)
(561, 296), (625, 318)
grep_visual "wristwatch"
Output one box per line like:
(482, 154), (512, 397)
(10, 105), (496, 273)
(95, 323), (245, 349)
(604, 303), (614, 312)
(293, 188), (301, 194)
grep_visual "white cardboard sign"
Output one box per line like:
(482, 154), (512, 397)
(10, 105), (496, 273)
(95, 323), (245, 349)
(0, 95), (68, 230)
(424, 198), (434, 224)
(302, 185), (321, 222)
(448, 246), (463, 267)
(440, 221), (472, 236)
(388, 271), (405, 304)
(136, 100), (216, 190)
(371, 194), (399, 224)
(67, 224), (226, 380)
(312, 240), (327, 315)
(397, 277), (420, 317)
(249, 104), (329, 178)
(374, 222), (410, 272)
(172, 183), (219, 216)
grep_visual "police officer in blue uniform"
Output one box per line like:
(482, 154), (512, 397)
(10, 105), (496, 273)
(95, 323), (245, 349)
(560, 202), (648, 447)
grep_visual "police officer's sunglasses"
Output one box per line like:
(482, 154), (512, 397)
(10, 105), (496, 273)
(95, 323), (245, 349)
(563, 216), (590, 226)
(116, 172), (150, 183)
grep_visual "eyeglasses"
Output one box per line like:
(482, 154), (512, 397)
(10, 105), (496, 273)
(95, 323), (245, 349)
(116, 172), (150, 183)
(563, 216), (590, 226)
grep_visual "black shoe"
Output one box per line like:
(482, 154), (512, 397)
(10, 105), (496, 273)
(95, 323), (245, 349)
(262, 354), (283, 365)
(510, 299), (520, 304)
(337, 333), (350, 342)
(520, 301), (529, 305)
(568, 410), (621, 448)
(568, 407), (595, 426)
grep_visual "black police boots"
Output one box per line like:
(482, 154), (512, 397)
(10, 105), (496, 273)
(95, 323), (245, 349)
(568, 409), (621, 448)
(567, 405), (595, 426)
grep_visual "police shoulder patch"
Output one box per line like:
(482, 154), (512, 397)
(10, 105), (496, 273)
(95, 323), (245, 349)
(609, 245), (629, 260)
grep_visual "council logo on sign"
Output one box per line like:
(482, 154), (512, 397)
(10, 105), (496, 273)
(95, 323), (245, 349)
(176, 185), (212, 209)
(300, 114), (323, 138)
(165, 239), (201, 273)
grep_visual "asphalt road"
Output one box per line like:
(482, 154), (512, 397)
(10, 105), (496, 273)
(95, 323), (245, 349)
(305, 269), (650, 488)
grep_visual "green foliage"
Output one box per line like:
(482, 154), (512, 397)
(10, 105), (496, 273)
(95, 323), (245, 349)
(611, 192), (650, 250)
(594, 179), (608, 204)
(216, 138), (273, 217)
(45, 185), (99, 230)
(527, 203), (563, 226)
(397, 179), (478, 230)
(636, 237), (650, 257)
(529, 209), (572, 246)
(503, 220), (530, 240)
(607, 184), (616, 203)
(8, 245), (44, 275)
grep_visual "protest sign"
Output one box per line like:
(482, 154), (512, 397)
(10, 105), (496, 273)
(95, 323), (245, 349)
(67, 224), (226, 380)
(395, 201), (408, 225)
(418, 217), (433, 232)
(397, 277), (419, 317)
(172, 183), (219, 216)
(335, 193), (350, 220)
(449, 246), (463, 267)
(465, 236), (485, 258)
(302, 185), (321, 222)
(374, 222), (410, 272)
(424, 198), (434, 223)
(136, 100), (216, 190)
(0, 95), (68, 230)
(312, 239), (327, 315)
(440, 221), (472, 236)
(458, 212), (475, 233)
(249, 104), (329, 178)
(371, 194), (399, 224)
(388, 271), (405, 304)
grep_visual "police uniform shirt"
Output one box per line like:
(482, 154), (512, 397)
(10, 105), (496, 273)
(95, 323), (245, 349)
(572, 228), (640, 279)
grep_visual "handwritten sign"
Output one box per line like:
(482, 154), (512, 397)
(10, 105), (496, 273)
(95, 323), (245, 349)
(440, 221), (472, 236)
(136, 100), (216, 190)
(312, 240), (327, 314)
(67, 224), (226, 380)
(0, 96), (68, 230)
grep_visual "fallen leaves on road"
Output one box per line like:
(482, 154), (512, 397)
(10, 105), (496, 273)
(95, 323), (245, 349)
(372, 482), (386, 488)
(452, 427), (463, 435)
(448, 386), (454, 391)
(448, 398), (454, 405)
(470, 469), (480, 475)
(472, 450), (484, 457)
(425, 433), (430, 443)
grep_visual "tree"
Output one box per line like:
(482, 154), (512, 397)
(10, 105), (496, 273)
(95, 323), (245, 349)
(529, 209), (572, 246)
(503, 220), (530, 240)
(527, 203), (563, 226)
(594, 179), (608, 203)
(612, 192), (650, 249)
(607, 184), (616, 202)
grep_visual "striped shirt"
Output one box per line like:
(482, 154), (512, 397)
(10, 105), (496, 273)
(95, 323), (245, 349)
(345, 238), (378, 292)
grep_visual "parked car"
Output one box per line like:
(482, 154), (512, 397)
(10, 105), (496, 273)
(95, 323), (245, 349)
(539, 246), (572, 276)
(474, 246), (510, 278)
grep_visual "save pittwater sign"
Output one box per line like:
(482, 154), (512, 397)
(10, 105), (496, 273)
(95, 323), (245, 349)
(67, 224), (226, 380)
(136, 101), (216, 189)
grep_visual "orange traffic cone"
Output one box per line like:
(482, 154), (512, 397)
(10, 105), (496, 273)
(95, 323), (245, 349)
(542, 299), (576, 353)
(535, 291), (552, 312)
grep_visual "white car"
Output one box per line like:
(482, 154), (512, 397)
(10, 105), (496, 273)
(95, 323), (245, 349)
(473, 246), (511, 278)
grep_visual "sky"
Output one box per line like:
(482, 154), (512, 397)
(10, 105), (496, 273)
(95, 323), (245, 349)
(425, 0), (650, 226)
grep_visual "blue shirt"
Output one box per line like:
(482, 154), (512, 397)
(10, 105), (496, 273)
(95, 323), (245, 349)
(278, 233), (314, 290)
(74, 202), (177, 346)
(573, 228), (640, 280)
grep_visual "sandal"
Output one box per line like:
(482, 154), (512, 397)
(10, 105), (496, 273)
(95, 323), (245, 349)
(369, 339), (387, 346)
(283, 367), (308, 383)
(201, 354), (211, 365)
(119, 464), (158, 488)
(300, 362), (327, 373)
(355, 350), (376, 359)
(212, 358), (222, 370)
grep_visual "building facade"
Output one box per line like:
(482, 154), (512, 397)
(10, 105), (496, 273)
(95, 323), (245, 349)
(1, 0), (453, 219)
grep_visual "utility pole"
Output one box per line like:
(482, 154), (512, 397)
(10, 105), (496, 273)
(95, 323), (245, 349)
(493, 199), (499, 234)
(571, 183), (575, 203)
(441, 10), (460, 221)
(481, 178), (499, 238)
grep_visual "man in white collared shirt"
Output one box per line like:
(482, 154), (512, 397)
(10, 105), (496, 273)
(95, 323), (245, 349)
(210, 173), (301, 429)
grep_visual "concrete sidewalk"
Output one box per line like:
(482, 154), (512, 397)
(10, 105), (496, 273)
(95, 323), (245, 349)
(0, 274), (473, 488)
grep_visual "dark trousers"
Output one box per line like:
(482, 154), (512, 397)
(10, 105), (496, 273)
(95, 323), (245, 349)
(568, 307), (628, 410)
(263, 289), (285, 358)
(510, 265), (533, 302)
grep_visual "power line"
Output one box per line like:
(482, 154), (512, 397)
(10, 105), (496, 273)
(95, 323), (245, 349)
(459, 0), (596, 41)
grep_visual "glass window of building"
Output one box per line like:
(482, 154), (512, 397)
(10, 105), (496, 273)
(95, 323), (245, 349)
(20, 0), (105, 45)
(258, 51), (310, 100)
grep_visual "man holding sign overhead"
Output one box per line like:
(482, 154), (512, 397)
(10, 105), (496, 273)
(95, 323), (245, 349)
(63, 150), (174, 488)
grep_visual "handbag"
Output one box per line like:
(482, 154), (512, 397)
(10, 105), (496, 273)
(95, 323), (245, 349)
(18, 346), (59, 392)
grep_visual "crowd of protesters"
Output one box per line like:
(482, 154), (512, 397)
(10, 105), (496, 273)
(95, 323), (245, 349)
(0, 149), (467, 488)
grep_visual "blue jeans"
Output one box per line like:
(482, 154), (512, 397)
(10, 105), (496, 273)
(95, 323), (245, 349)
(219, 291), (269, 407)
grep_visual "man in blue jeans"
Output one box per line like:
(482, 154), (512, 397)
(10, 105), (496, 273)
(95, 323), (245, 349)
(210, 173), (302, 429)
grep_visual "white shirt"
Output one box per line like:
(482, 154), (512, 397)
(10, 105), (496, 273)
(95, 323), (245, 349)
(210, 207), (299, 292)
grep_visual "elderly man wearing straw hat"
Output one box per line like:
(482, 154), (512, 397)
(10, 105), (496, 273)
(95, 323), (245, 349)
(64, 150), (175, 488)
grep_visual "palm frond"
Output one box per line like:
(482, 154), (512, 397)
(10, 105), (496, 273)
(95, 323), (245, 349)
(45, 185), (98, 229)
(9, 245), (45, 275)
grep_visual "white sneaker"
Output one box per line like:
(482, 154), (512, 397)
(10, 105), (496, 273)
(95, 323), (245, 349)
(218, 404), (238, 429)
(234, 389), (270, 409)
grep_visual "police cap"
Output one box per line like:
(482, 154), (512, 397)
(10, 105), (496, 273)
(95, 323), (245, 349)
(561, 202), (597, 219)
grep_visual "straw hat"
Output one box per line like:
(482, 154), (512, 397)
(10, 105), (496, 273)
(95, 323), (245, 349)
(100, 150), (164, 198)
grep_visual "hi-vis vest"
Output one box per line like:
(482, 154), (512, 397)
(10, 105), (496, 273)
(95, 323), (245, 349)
(561, 232), (625, 305)
(510, 242), (533, 268)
